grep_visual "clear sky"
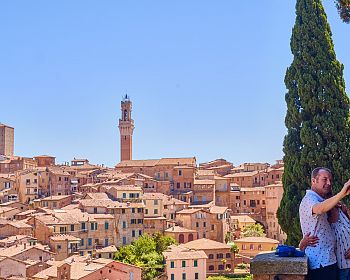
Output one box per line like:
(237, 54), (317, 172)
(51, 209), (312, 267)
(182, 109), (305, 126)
(0, 1), (349, 167)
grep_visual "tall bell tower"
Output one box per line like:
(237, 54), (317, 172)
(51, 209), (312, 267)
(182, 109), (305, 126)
(118, 95), (134, 162)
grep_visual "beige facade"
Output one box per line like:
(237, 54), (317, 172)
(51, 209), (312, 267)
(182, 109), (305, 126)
(265, 183), (287, 243)
(0, 123), (14, 157)
(185, 238), (234, 274)
(165, 226), (197, 244)
(0, 156), (37, 173)
(234, 236), (279, 257)
(163, 244), (207, 280)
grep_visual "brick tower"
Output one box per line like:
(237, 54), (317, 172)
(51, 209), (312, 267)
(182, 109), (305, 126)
(118, 95), (134, 162)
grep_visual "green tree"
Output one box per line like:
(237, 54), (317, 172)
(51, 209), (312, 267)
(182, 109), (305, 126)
(241, 224), (265, 237)
(114, 233), (177, 280)
(230, 243), (239, 255)
(335, 0), (350, 22)
(277, 0), (350, 246)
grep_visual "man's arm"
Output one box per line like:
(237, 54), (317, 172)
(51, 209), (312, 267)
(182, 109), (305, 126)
(313, 179), (350, 215)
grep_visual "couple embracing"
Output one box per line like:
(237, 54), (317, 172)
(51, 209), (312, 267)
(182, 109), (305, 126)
(299, 167), (350, 280)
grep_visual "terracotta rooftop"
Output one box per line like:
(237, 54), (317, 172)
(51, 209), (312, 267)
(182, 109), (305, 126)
(95, 245), (118, 253)
(234, 237), (279, 244)
(84, 193), (109, 200)
(50, 234), (81, 242)
(194, 179), (215, 185)
(163, 244), (207, 260)
(224, 171), (259, 178)
(185, 238), (231, 250)
(0, 242), (52, 257)
(231, 215), (256, 223)
(165, 226), (197, 233)
(116, 157), (196, 168)
(41, 195), (72, 201)
(209, 205), (228, 214)
(240, 187), (265, 192)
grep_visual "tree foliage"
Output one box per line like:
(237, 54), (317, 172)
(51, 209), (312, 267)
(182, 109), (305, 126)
(114, 233), (177, 280)
(335, 0), (350, 22)
(241, 224), (265, 238)
(277, 0), (350, 246)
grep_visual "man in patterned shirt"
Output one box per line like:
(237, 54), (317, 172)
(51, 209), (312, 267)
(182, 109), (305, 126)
(299, 167), (350, 280)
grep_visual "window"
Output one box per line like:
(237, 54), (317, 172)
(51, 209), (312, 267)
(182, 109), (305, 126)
(122, 221), (127, 228)
(154, 209), (158, 215)
(122, 209), (126, 214)
(81, 222), (86, 231)
(209, 265), (214, 271)
(132, 208), (135, 213)
(34, 178), (37, 184)
(59, 177), (61, 181)
(182, 260), (186, 267)
(26, 179), (30, 185)
(258, 244), (262, 250)
(171, 274), (175, 280)
(122, 237), (127, 245)
(170, 261), (175, 268)
(182, 273), (186, 280)
(138, 219), (143, 224)
(196, 222), (199, 228)
(211, 225), (215, 230)
(132, 230), (135, 237)
(94, 207), (97, 214)
(131, 219), (136, 224)
(203, 222), (206, 227)
(176, 182), (180, 188)
(195, 273), (199, 280)
(138, 208), (143, 213)
(194, 260), (198, 267)
(226, 253), (231, 258)
(88, 238), (92, 246)
(70, 224), (74, 232)
(57, 245), (61, 250)
(243, 200), (246, 205)
(178, 170), (182, 176)
(139, 230), (142, 236)
(105, 238), (109, 246)
(80, 238), (84, 246)
(123, 193), (127, 198)
(217, 253), (223, 259)
(209, 254), (214, 259)
(145, 209), (148, 215)
(105, 222), (109, 230)
(154, 200), (158, 205)
(218, 265), (225, 270)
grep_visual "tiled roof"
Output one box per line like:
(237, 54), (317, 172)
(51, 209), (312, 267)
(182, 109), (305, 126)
(234, 237), (279, 244)
(41, 195), (72, 201)
(50, 234), (81, 242)
(224, 171), (259, 178)
(165, 226), (196, 233)
(84, 193), (109, 200)
(194, 179), (215, 185)
(116, 157), (196, 168)
(231, 215), (256, 223)
(185, 238), (231, 250)
(95, 245), (118, 253)
(0, 242), (52, 257)
(209, 205), (228, 214)
(163, 245), (207, 260)
(240, 187), (265, 192)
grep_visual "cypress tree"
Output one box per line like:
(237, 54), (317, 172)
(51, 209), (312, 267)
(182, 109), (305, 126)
(335, 0), (350, 23)
(277, 0), (350, 246)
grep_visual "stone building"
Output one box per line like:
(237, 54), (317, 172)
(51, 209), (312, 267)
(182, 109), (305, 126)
(0, 123), (14, 157)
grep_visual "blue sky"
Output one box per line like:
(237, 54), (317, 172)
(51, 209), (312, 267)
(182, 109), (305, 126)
(0, 1), (349, 167)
